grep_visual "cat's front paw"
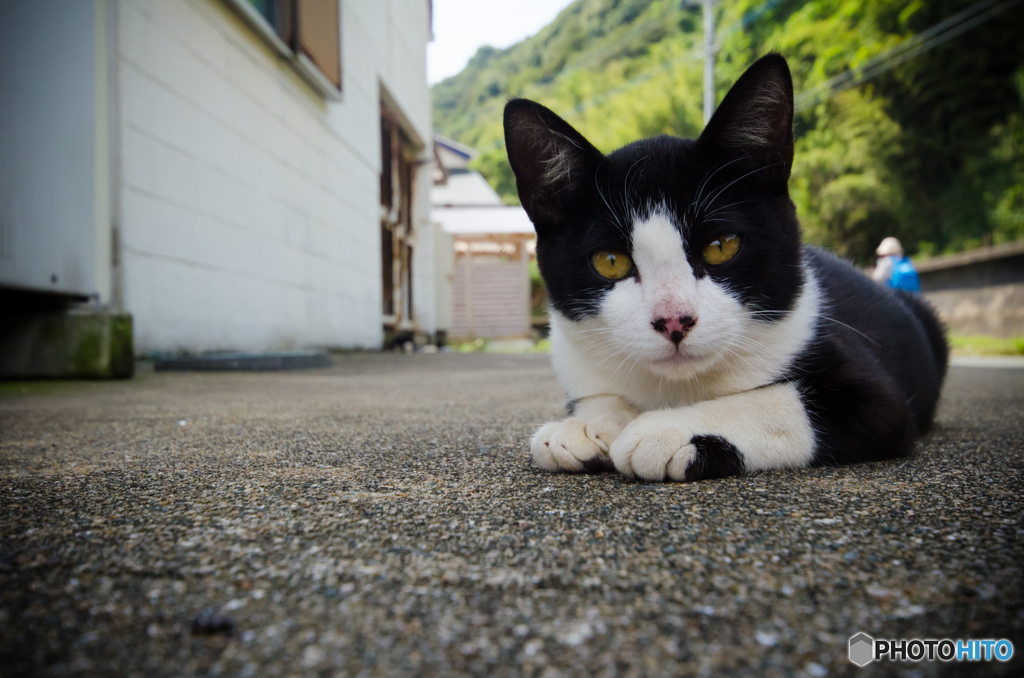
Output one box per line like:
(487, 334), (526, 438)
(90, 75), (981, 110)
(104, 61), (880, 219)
(610, 411), (704, 481)
(531, 416), (624, 473)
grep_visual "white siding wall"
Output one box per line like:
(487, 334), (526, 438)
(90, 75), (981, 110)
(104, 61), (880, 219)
(0, 0), (111, 301)
(118, 0), (432, 353)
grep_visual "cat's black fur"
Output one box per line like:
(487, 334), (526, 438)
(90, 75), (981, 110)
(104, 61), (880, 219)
(504, 53), (947, 477)
(787, 248), (948, 464)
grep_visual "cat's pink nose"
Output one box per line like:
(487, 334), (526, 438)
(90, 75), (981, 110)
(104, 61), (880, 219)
(652, 315), (697, 345)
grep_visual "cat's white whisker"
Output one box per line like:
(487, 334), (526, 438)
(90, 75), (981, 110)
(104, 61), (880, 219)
(623, 156), (648, 208)
(699, 162), (783, 218)
(703, 199), (757, 219)
(691, 157), (746, 218)
(595, 169), (630, 240)
(818, 315), (881, 347)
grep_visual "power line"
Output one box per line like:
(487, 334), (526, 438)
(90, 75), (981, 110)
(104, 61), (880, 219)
(794, 0), (1024, 111)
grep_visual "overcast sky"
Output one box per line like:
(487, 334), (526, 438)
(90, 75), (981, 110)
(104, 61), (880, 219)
(428, 0), (577, 84)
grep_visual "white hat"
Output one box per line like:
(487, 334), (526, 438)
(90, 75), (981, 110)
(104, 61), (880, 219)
(876, 237), (903, 257)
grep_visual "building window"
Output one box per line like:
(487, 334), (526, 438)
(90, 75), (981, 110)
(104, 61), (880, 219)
(246, 0), (277, 26)
(227, 0), (341, 95)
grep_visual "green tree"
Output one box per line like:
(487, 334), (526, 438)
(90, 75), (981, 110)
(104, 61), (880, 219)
(433, 0), (1024, 262)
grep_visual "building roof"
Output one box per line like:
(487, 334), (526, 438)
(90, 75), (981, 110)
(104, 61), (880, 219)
(434, 134), (477, 161)
(432, 206), (535, 235)
(431, 171), (504, 207)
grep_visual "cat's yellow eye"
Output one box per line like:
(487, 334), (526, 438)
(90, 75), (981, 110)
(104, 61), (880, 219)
(702, 234), (742, 265)
(591, 250), (634, 280)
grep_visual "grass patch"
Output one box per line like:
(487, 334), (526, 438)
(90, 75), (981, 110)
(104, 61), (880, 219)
(949, 335), (1024, 356)
(452, 338), (488, 353)
(523, 339), (551, 353)
(450, 338), (551, 353)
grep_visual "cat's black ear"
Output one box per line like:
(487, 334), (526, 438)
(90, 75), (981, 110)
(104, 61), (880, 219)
(504, 98), (604, 226)
(698, 53), (794, 183)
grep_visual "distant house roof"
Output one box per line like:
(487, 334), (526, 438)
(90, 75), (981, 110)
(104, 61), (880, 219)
(434, 134), (477, 161)
(432, 206), (535, 235)
(431, 171), (504, 207)
(430, 136), (533, 237)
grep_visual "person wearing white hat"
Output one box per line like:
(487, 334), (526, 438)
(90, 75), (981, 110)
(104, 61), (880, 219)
(871, 237), (920, 292)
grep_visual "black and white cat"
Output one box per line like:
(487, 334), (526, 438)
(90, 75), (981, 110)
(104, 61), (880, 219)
(503, 54), (948, 482)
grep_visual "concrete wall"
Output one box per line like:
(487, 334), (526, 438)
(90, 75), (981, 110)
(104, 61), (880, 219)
(923, 284), (1024, 338)
(918, 242), (1024, 338)
(117, 0), (432, 353)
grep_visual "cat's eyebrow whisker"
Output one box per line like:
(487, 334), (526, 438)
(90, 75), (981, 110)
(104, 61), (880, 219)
(623, 156), (649, 203)
(691, 157), (746, 218)
(703, 199), (757, 219)
(699, 162), (783, 217)
(594, 168), (630, 239)
(697, 163), (753, 216)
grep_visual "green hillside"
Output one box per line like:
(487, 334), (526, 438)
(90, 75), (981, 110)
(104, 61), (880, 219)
(432, 0), (1024, 263)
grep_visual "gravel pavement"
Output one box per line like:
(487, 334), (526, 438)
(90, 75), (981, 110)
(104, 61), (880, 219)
(1, 353), (1022, 677)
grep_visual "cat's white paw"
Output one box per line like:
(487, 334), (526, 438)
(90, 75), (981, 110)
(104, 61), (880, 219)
(583, 414), (627, 453)
(610, 411), (702, 481)
(531, 416), (623, 472)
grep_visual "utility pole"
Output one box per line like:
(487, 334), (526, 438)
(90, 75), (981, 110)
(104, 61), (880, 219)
(702, 0), (715, 125)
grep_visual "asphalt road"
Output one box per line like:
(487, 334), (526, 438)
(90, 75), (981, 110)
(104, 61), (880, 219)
(1, 353), (1022, 677)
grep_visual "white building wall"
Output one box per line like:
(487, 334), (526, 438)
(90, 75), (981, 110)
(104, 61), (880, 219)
(0, 0), (111, 302)
(117, 0), (432, 353)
